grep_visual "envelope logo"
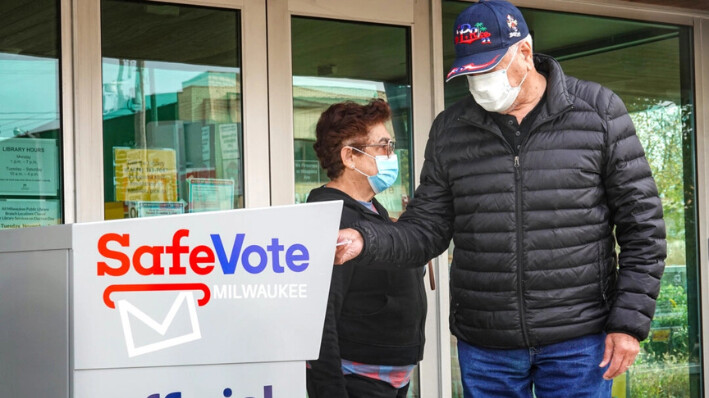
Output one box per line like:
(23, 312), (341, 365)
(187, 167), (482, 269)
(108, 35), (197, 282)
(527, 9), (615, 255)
(117, 291), (202, 357)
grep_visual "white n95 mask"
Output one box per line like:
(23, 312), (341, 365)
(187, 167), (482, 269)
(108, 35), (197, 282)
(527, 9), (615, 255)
(466, 44), (528, 113)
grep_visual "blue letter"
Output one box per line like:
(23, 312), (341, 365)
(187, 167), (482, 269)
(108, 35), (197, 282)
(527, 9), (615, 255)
(286, 244), (309, 272)
(242, 245), (268, 274)
(267, 238), (285, 273)
(212, 233), (245, 274)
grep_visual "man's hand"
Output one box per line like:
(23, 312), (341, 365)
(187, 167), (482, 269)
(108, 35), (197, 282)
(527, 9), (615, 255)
(334, 228), (363, 264)
(599, 332), (640, 380)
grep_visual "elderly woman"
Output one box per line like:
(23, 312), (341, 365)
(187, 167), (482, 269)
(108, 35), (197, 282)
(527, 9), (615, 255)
(306, 99), (426, 398)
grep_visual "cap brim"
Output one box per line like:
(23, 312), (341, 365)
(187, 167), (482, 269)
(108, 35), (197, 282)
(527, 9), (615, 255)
(446, 47), (508, 82)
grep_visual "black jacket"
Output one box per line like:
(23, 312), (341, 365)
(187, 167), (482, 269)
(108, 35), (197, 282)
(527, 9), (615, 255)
(352, 55), (666, 349)
(306, 186), (427, 396)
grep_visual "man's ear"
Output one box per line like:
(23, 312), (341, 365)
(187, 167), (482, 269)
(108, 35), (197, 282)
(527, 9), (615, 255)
(520, 41), (534, 66)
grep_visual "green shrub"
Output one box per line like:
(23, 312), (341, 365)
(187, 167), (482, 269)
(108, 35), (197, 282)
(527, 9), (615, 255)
(640, 281), (689, 364)
(630, 279), (691, 397)
(629, 357), (690, 397)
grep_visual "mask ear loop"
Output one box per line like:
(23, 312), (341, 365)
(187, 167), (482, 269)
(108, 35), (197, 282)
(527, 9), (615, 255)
(502, 42), (522, 74)
(346, 146), (377, 161)
(345, 146), (377, 177)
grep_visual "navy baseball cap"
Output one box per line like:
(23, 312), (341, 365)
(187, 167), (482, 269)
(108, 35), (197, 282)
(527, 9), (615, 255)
(446, 0), (529, 82)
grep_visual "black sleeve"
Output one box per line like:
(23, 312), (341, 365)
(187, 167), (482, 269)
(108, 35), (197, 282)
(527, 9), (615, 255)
(350, 113), (456, 269)
(601, 92), (667, 341)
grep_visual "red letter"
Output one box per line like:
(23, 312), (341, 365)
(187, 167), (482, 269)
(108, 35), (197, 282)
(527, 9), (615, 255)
(97, 233), (130, 276)
(189, 245), (215, 275)
(133, 245), (165, 276)
(165, 229), (190, 275)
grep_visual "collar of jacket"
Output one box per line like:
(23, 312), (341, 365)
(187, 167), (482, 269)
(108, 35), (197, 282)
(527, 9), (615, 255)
(457, 53), (574, 131)
(308, 185), (388, 218)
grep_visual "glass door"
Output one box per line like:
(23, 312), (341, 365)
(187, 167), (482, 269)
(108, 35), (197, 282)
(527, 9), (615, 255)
(96, 0), (270, 218)
(442, 2), (699, 397)
(101, 0), (244, 219)
(0, 0), (63, 229)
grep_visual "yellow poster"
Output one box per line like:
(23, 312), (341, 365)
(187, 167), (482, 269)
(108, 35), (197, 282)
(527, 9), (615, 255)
(113, 147), (178, 202)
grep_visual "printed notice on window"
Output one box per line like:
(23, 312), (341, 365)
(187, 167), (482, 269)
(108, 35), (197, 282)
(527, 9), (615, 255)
(127, 201), (184, 218)
(0, 199), (60, 229)
(113, 147), (178, 202)
(0, 138), (59, 196)
(188, 178), (234, 212)
(295, 160), (321, 183)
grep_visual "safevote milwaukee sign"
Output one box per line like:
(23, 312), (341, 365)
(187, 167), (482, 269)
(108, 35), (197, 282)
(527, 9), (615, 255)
(71, 202), (342, 370)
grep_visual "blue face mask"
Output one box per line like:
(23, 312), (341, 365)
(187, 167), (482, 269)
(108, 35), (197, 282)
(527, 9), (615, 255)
(348, 147), (399, 194)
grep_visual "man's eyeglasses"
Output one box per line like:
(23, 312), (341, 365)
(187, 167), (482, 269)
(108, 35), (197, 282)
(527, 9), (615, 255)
(352, 140), (396, 156)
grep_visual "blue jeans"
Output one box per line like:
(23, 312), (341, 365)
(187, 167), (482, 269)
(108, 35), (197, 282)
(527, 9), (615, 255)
(457, 333), (612, 398)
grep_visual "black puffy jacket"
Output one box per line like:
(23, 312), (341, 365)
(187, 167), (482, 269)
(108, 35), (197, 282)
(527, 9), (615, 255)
(307, 186), (426, 397)
(352, 54), (666, 349)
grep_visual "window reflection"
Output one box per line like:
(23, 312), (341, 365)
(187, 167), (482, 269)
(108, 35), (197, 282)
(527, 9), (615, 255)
(291, 17), (413, 219)
(0, 0), (62, 229)
(101, 1), (243, 219)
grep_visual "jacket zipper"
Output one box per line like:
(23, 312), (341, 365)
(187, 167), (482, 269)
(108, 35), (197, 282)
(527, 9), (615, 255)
(418, 268), (426, 358)
(514, 155), (531, 347)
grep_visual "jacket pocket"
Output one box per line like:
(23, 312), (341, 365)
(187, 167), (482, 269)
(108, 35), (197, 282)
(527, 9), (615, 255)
(341, 294), (390, 317)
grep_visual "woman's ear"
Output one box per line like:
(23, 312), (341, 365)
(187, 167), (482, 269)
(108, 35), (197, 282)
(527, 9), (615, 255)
(340, 146), (354, 169)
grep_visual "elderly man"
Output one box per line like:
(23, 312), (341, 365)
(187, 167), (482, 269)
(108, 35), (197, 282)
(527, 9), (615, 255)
(335, 0), (666, 396)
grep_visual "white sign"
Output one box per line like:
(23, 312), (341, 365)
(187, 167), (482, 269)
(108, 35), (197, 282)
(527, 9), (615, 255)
(201, 125), (212, 165)
(217, 123), (240, 160)
(72, 202), (342, 370)
(0, 198), (60, 228)
(0, 138), (58, 196)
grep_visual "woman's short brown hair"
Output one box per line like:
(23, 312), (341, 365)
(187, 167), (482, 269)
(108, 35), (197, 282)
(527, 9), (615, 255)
(313, 99), (391, 180)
